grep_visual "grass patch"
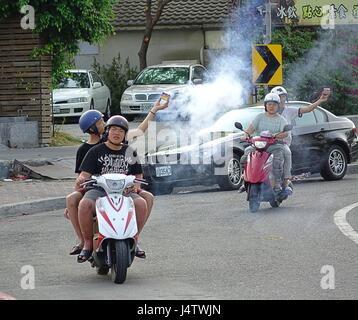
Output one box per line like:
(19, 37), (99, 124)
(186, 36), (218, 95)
(50, 131), (82, 146)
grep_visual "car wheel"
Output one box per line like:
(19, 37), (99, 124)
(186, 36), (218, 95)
(104, 100), (111, 121)
(320, 144), (347, 181)
(217, 153), (243, 191)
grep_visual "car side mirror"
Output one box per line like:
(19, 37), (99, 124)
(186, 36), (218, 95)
(234, 122), (243, 130)
(127, 80), (134, 86)
(192, 78), (203, 85)
(93, 82), (101, 89)
(283, 124), (293, 132)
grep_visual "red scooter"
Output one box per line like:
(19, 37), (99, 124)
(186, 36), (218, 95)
(235, 122), (293, 213)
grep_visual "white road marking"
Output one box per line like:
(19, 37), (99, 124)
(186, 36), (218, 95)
(334, 202), (358, 245)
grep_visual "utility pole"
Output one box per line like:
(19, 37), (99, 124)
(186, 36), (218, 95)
(263, 0), (272, 94)
(263, 0), (272, 45)
(251, 0), (273, 102)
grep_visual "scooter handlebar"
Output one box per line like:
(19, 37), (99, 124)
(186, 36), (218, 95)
(80, 175), (149, 190)
(80, 179), (97, 187)
(133, 178), (149, 186)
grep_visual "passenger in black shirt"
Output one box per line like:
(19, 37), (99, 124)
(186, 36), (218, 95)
(75, 142), (97, 174)
(66, 99), (169, 258)
(79, 142), (142, 175)
(65, 110), (105, 256)
(75, 116), (150, 262)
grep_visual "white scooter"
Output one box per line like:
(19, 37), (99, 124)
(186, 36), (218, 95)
(81, 173), (148, 284)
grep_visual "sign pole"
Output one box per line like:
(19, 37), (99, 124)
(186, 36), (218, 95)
(264, 0), (272, 94)
(264, 0), (272, 45)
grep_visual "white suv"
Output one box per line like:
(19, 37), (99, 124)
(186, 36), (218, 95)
(53, 69), (111, 119)
(120, 62), (207, 120)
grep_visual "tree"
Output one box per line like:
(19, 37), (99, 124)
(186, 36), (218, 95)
(92, 54), (138, 115)
(0, 0), (117, 84)
(138, 0), (172, 71)
(272, 26), (358, 115)
(271, 26), (317, 81)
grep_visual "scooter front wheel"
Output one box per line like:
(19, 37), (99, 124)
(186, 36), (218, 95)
(111, 240), (129, 284)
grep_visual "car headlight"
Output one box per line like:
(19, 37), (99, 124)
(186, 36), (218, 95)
(67, 97), (88, 103)
(106, 179), (125, 191)
(254, 141), (267, 149)
(121, 94), (133, 101)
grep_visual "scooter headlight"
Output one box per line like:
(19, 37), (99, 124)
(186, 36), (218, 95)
(106, 179), (125, 191)
(254, 141), (267, 149)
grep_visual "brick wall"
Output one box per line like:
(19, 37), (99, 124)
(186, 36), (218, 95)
(0, 16), (52, 146)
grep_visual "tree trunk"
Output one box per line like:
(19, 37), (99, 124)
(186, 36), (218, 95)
(138, 0), (172, 71)
(138, 30), (152, 71)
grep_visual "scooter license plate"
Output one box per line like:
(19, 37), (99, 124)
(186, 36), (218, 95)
(155, 166), (172, 177)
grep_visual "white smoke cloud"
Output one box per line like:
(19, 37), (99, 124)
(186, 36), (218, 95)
(164, 1), (263, 142)
(284, 25), (358, 100)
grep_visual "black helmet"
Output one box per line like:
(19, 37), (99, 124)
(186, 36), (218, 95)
(105, 115), (129, 132)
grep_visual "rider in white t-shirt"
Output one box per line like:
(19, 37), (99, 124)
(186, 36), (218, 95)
(270, 86), (331, 192)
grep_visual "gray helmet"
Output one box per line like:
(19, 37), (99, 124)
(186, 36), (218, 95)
(105, 115), (129, 132)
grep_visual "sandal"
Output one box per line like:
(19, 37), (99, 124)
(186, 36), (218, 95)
(135, 245), (146, 259)
(77, 249), (93, 263)
(69, 244), (83, 255)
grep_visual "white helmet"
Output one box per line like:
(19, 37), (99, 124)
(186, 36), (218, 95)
(271, 86), (287, 96)
(264, 93), (280, 112)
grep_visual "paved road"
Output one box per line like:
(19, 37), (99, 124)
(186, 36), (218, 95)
(1, 174), (358, 300)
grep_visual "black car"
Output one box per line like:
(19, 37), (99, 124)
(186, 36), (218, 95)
(143, 102), (358, 195)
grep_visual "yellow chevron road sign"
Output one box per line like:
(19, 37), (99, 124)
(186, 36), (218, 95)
(252, 44), (282, 85)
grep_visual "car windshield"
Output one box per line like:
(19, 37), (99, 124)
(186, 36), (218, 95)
(134, 67), (190, 85)
(210, 108), (264, 132)
(58, 72), (90, 89)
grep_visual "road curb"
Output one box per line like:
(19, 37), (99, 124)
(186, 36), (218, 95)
(348, 163), (358, 174)
(0, 197), (66, 218)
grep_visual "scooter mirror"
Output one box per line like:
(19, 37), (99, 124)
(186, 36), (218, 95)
(283, 124), (293, 132)
(235, 122), (243, 130)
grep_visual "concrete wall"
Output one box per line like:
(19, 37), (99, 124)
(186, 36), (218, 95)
(0, 117), (39, 148)
(75, 29), (225, 71)
(205, 30), (226, 49)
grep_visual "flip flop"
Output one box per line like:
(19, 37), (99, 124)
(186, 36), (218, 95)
(135, 246), (146, 259)
(69, 244), (83, 255)
(77, 249), (93, 263)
